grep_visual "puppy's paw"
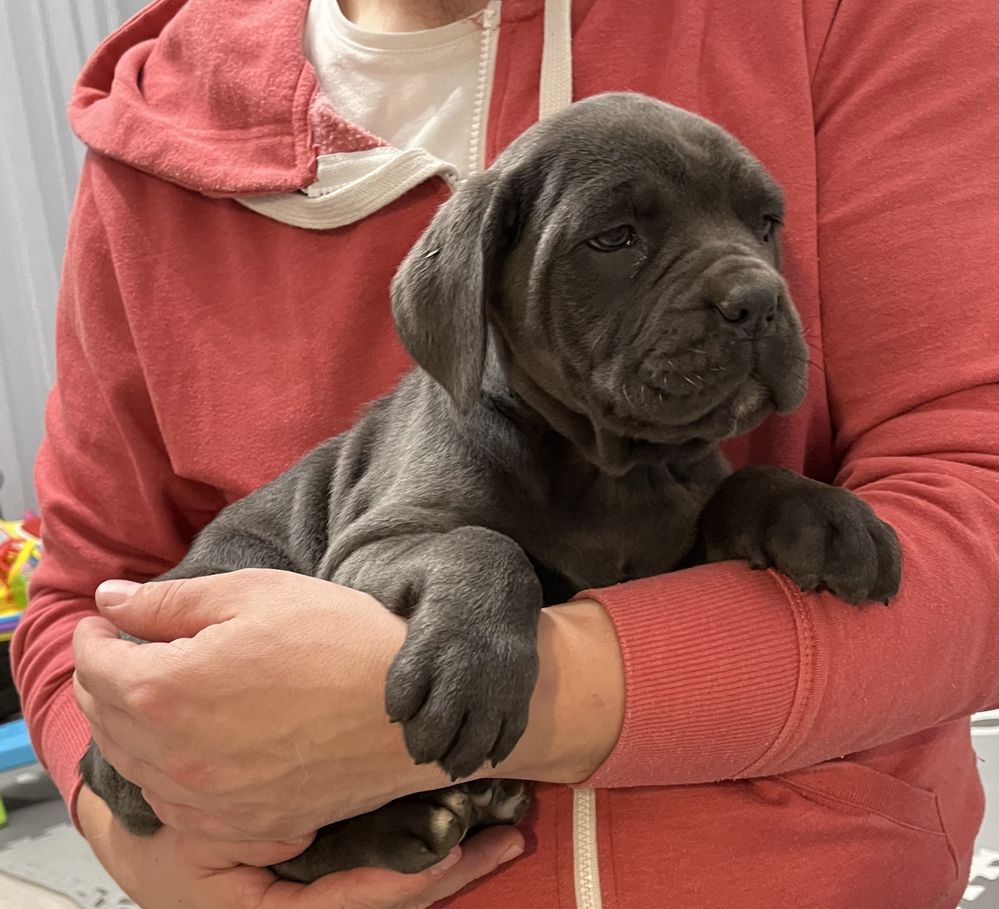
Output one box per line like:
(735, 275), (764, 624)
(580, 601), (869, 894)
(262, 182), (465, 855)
(385, 620), (539, 780)
(701, 467), (901, 606)
(273, 788), (474, 880)
(466, 778), (532, 827)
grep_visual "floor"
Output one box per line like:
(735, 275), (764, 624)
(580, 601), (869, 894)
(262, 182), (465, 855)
(0, 712), (998, 908)
(960, 710), (999, 906)
(0, 878), (79, 909)
(0, 769), (136, 909)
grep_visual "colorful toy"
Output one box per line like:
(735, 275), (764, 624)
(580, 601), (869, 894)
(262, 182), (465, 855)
(0, 514), (41, 641)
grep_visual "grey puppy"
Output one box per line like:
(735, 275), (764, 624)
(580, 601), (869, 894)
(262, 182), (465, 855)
(81, 92), (901, 881)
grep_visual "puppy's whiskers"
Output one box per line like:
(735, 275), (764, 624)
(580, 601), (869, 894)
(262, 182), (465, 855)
(800, 328), (823, 355)
(787, 354), (826, 376)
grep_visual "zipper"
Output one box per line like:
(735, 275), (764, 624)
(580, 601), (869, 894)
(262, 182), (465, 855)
(572, 788), (604, 909)
(548, 0), (587, 901)
(466, 2), (501, 177)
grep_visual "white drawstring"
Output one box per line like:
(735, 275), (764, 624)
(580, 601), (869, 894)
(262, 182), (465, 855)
(538, 0), (573, 118)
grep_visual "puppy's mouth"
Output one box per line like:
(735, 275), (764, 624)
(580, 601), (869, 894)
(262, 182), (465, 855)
(728, 379), (770, 422)
(633, 373), (773, 438)
(593, 337), (806, 444)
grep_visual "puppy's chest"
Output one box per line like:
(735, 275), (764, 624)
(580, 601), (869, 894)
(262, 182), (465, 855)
(508, 469), (709, 603)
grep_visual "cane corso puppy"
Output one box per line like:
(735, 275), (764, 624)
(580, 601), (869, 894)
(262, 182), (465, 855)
(81, 93), (901, 880)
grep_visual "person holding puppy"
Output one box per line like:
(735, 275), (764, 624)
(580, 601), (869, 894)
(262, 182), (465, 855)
(13, 1), (997, 908)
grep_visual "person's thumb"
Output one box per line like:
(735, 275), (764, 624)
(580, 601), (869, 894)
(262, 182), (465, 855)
(95, 575), (237, 641)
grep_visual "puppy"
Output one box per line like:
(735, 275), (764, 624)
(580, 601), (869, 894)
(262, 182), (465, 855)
(82, 93), (900, 880)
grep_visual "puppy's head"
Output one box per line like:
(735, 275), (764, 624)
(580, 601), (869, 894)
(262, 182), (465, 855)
(392, 93), (808, 470)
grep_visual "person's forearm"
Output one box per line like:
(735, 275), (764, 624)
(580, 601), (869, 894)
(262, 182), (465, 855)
(76, 571), (625, 847)
(489, 599), (625, 785)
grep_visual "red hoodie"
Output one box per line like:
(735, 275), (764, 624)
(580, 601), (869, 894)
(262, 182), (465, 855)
(12, 1), (998, 906)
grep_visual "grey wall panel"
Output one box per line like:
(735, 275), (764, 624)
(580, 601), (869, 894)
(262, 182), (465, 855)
(0, 1), (147, 517)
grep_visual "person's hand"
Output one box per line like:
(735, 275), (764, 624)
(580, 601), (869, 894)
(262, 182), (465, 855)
(73, 566), (626, 844)
(77, 783), (525, 909)
(73, 569), (452, 842)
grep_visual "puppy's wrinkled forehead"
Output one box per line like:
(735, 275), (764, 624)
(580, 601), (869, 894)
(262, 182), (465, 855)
(502, 93), (783, 229)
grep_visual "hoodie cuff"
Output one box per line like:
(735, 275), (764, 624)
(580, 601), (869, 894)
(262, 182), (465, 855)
(38, 682), (92, 830)
(576, 563), (810, 789)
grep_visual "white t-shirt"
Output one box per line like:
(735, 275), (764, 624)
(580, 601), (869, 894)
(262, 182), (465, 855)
(304, 0), (497, 179)
(241, 0), (572, 229)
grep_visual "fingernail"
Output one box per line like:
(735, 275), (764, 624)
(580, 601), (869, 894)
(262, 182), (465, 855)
(498, 844), (524, 865)
(96, 580), (141, 607)
(429, 847), (461, 876)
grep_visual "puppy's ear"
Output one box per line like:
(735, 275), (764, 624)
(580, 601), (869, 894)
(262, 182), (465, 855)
(391, 172), (517, 413)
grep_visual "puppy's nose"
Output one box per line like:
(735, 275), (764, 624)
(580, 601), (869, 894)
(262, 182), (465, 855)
(712, 286), (778, 335)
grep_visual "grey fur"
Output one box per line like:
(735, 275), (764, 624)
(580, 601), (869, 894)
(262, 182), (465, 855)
(81, 93), (900, 879)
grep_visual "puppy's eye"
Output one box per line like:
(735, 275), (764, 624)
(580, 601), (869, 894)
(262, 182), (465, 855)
(586, 225), (638, 252)
(759, 215), (783, 244)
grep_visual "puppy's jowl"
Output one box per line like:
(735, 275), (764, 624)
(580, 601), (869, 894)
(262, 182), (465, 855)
(82, 93), (901, 879)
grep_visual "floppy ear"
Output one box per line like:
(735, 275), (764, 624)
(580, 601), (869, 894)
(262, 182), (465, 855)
(391, 171), (517, 413)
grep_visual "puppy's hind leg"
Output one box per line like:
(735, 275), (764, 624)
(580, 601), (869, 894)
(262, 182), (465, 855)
(272, 786), (476, 880)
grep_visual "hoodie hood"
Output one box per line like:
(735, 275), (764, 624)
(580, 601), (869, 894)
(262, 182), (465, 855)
(70, 0), (573, 210)
(69, 0), (387, 197)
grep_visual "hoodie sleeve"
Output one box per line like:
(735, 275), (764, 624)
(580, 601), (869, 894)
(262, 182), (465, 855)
(10, 153), (222, 822)
(584, 0), (998, 789)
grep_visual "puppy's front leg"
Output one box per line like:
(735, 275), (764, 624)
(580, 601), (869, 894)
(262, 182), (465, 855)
(698, 466), (902, 605)
(335, 527), (542, 780)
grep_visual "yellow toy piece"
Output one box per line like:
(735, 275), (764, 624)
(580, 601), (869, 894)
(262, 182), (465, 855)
(0, 518), (41, 632)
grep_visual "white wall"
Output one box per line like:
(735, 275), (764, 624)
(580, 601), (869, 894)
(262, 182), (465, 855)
(0, 1), (147, 518)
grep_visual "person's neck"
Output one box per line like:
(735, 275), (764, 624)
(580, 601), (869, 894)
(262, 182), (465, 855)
(336, 0), (490, 31)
